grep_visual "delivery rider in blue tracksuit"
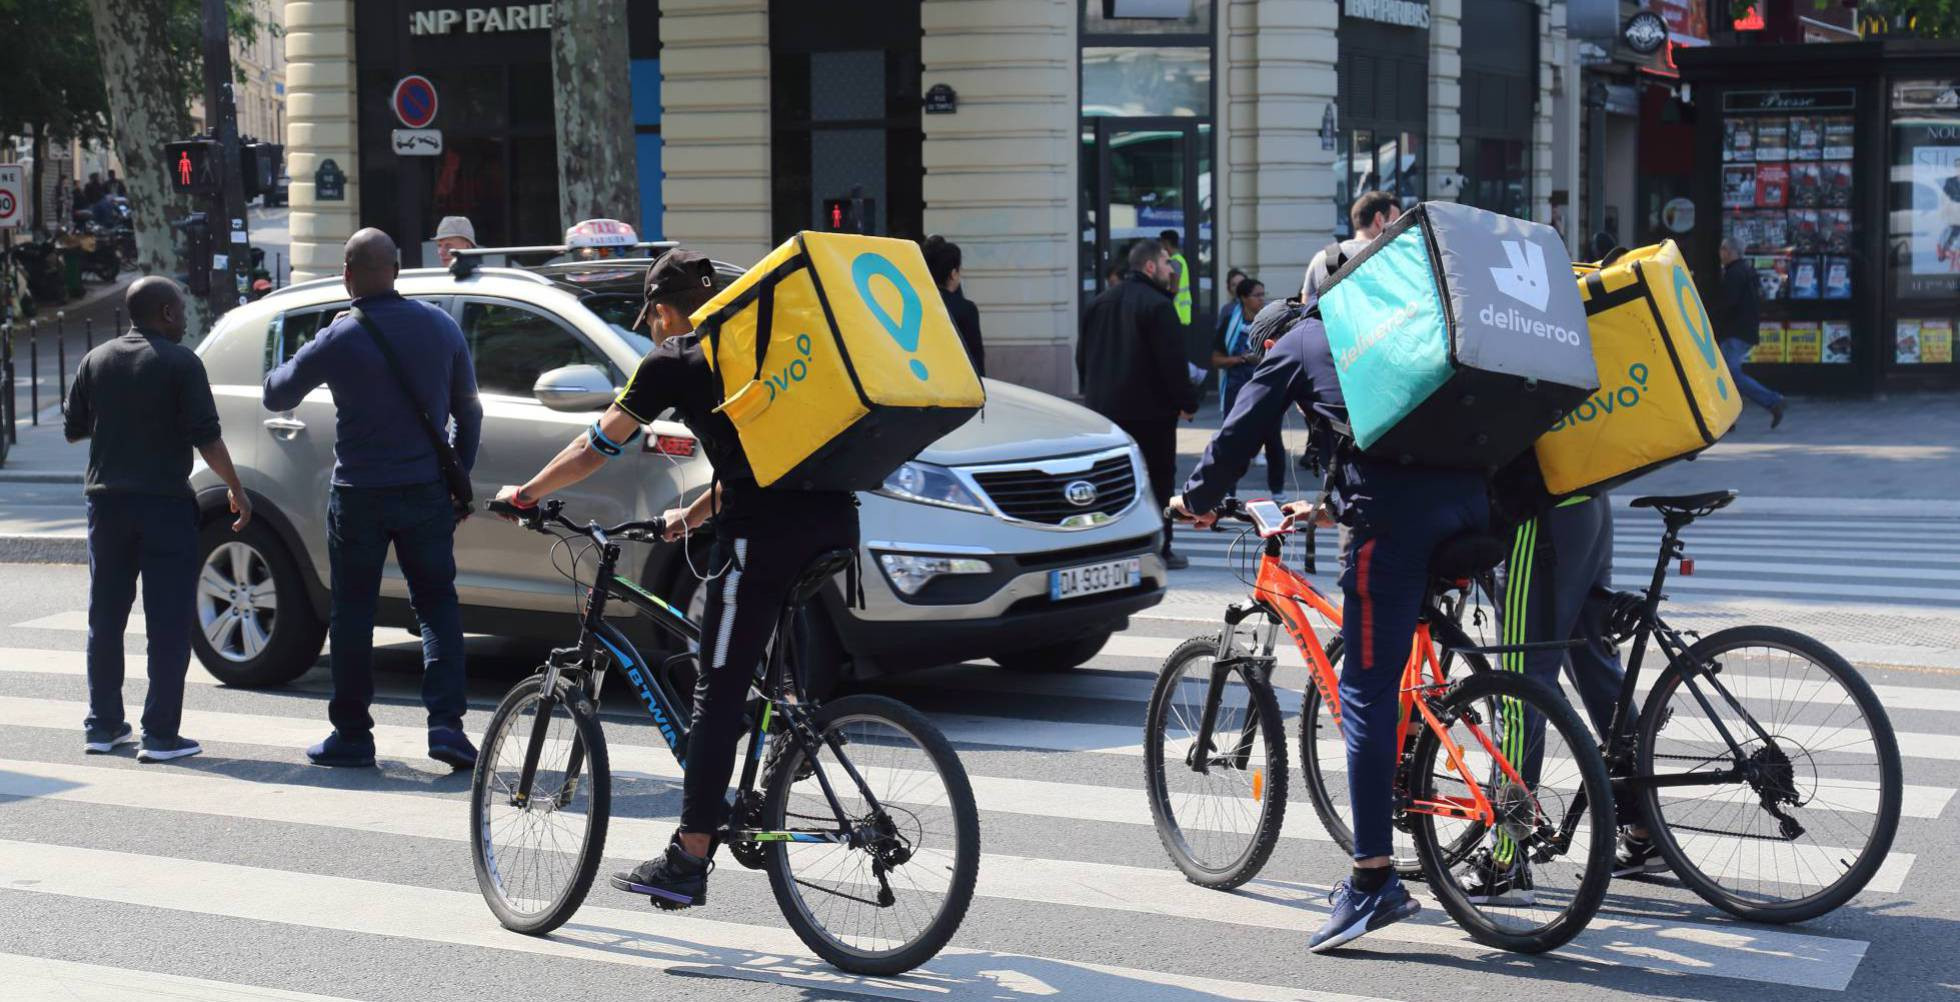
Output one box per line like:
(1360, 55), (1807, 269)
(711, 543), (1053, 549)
(1170, 301), (1488, 952)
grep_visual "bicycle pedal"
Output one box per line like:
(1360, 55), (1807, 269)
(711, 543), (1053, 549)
(648, 895), (696, 912)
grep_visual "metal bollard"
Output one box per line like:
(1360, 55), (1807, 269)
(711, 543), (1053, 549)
(113, 306), (122, 335)
(2, 323), (15, 445)
(28, 318), (39, 425)
(85, 315), (94, 351)
(56, 311), (67, 410)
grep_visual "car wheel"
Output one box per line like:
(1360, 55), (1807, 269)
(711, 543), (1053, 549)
(990, 630), (1114, 673)
(191, 519), (326, 688)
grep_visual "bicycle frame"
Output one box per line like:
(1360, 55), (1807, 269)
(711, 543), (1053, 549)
(1601, 510), (1780, 796)
(507, 528), (886, 851)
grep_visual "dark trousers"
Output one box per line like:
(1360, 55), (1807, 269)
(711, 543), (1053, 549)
(85, 493), (199, 738)
(326, 482), (467, 740)
(1336, 477), (1488, 860)
(1114, 414), (1178, 555)
(682, 518), (858, 834)
(1219, 378), (1286, 495)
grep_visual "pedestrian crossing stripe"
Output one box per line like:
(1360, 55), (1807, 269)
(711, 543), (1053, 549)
(0, 952), (369, 1002)
(0, 766), (1873, 991)
(0, 840), (1399, 1002)
(0, 695), (1922, 892)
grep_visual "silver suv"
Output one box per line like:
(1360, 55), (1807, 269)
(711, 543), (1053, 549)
(186, 258), (1167, 687)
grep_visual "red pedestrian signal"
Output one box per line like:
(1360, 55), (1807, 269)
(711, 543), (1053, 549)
(164, 140), (221, 195)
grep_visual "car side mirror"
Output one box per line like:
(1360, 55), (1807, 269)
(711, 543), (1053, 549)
(533, 364), (616, 412)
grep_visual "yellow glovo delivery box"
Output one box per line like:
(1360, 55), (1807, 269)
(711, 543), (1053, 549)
(690, 232), (985, 490)
(1533, 241), (1743, 496)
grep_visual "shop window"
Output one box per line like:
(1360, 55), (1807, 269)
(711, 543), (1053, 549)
(1459, 137), (1530, 219)
(1083, 0), (1211, 36)
(1887, 79), (1960, 368)
(462, 300), (613, 399)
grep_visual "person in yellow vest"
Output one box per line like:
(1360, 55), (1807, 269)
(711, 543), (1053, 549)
(1159, 229), (1193, 326)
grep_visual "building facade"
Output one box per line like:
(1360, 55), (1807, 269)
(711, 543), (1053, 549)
(285, 0), (1576, 396)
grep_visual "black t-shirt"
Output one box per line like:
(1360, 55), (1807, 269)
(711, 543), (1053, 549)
(614, 330), (854, 531)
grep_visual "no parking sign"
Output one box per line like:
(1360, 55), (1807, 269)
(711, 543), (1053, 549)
(0, 163), (24, 230)
(391, 75), (439, 130)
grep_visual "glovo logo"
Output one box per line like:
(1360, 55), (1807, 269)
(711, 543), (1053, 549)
(760, 333), (815, 403)
(851, 251), (930, 381)
(1549, 363), (1650, 432)
(1671, 263), (1729, 400)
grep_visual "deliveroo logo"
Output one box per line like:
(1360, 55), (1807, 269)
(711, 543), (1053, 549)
(851, 252), (930, 381)
(1490, 240), (1551, 311)
(1671, 263), (1729, 400)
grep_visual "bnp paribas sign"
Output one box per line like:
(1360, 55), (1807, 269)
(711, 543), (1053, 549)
(409, 5), (554, 36)
(1345, 0), (1431, 29)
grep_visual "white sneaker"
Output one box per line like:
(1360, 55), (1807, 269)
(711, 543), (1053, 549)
(1253, 454), (1268, 467)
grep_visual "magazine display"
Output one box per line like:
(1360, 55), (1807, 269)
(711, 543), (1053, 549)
(1822, 320), (1854, 363)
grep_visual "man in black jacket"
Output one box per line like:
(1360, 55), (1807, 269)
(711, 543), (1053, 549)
(1716, 237), (1786, 428)
(1078, 238), (1199, 568)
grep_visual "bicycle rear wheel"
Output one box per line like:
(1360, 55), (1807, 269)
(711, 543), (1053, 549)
(1145, 635), (1288, 889)
(1302, 633), (1492, 878)
(760, 694), (979, 975)
(470, 673), (610, 935)
(1635, 625), (1903, 924)
(1411, 671), (1615, 954)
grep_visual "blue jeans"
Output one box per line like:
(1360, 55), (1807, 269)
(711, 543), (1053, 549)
(85, 494), (199, 738)
(1721, 337), (1783, 411)
(326, 482), (467, 740)
(1219, 376), (1286, 495)
(1336, 468), (1489, 861)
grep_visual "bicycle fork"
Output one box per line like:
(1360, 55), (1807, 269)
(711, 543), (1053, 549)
(1189, 608), (1281, 778)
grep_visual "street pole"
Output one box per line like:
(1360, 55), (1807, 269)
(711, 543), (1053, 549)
(201, 0), (253, 321)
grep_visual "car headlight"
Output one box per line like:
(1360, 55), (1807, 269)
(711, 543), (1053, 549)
(875, 461), (987, 514)
(878, 553), (992, 596)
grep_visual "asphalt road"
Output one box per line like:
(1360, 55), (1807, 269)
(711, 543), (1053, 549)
(1, 549), (1956, 1001)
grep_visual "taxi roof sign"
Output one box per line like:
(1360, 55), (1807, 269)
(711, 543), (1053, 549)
(565, 218), (638, 248)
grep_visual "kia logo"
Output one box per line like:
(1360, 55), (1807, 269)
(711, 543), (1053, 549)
(1064, 480), (1099, 507)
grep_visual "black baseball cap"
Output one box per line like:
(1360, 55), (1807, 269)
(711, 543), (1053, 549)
(633, 249), (717, 329)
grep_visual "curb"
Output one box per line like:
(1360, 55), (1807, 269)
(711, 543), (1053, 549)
(0, 534), (87, 564)
(0, 472), (85, 485)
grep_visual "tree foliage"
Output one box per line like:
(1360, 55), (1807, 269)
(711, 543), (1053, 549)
(0, 0), (112, 147)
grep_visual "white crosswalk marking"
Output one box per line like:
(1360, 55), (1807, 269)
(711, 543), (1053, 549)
(0, 953), (370, 1002)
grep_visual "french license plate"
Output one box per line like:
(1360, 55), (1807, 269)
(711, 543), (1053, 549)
(1050, 558), (1142, 601)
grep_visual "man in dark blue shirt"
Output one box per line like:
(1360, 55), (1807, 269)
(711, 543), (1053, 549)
(1171, 302), (1487, 953)
(264, 228), (483, 770)
(66, 277), (252, 763)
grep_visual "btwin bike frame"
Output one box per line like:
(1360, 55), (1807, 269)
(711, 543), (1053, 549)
(509, 526), (885, 851)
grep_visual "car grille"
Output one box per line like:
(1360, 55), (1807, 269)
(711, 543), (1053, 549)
(969, 454), (1138, 525)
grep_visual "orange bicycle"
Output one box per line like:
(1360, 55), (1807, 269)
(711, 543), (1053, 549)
(1143, 498), (1617, 953)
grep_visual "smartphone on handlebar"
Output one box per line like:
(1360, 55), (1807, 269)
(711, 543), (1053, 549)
(1244, 499), (1291, 538)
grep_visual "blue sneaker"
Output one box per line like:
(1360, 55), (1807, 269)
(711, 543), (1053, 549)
(1309, 873), (1421, 953)
(427, 727), (478, 770)
(84, 722), (137, 754)
(306, 732), (377, 768)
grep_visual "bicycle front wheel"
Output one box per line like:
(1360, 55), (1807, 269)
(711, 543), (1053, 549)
(1411, 670), (1616, 954)
(1636, 625), (1903, 924)
(1145, 635), (1288, 889)
(760, 694), (979, 976)
(470, 673), (611, 935)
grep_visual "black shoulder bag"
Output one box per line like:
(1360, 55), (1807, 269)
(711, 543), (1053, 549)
(350, 307), (475, 522)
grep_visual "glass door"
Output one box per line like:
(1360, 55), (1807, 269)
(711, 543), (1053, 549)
(1085, 118), (1207, 311)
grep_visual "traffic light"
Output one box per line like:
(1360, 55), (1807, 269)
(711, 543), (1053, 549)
(164, 140), (221, 196)
(172, 212), (212, 295)
(240, 142), (282, 198)
(822, 193), (876, 234)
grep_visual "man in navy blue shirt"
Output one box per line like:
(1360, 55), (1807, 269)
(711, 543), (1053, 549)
(264, 228), (483, 769)
(1171, 302), (1487, 953)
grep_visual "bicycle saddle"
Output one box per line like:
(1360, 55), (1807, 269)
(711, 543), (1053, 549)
(791, 548), (857, 605)
(1631, 490), (1738, 517)
(1429, 532), (1506, 581)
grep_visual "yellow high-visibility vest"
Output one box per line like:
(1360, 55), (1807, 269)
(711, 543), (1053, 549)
(1168, 251), (1193, 325)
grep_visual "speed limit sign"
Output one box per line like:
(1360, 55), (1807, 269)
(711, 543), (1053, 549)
(0, 163), (23, 230)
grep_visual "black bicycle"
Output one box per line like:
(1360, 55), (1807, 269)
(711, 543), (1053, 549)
(1576, 490), (1903, 923)
(469, 498), (980, 975)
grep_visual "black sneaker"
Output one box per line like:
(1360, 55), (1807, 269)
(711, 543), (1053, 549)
(1460, 849), (1535, 907)
(611, 836), (712, 910)
(1614, 832), (1669, 878)
(83, 722), (137, 754)
(1164, 551), (1191, 571)
(306, 732), (377, 768)
(427, 727), (478, 771)
(136, 735), (203, 763)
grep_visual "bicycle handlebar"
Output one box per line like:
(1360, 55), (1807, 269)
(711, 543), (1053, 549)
(488, 496), (667, 544)
(1164, 497), (1264, 531)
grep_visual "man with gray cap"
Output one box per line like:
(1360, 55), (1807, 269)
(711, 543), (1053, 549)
(432, 216), (477, 268)
(494, 248), (858, 912)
